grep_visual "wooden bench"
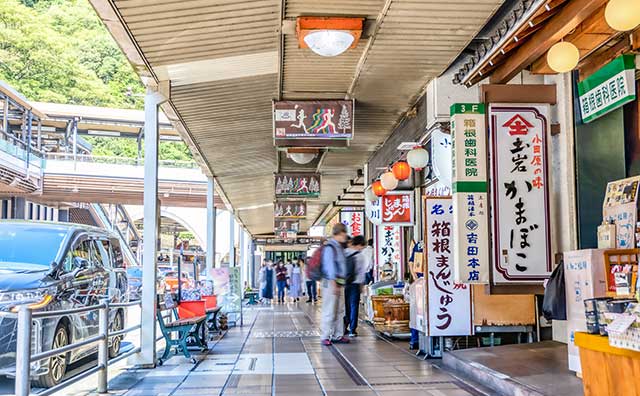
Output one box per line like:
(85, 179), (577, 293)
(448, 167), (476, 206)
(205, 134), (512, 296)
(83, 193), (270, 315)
(156, 294), (207, 365)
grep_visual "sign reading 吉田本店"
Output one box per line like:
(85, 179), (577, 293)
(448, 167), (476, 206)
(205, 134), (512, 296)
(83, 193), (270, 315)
(380, 191), (414, 226)
(275, 173), (321, 198)
(451, 103), (490, 284)
(274, 200), (307, 219)
(489, 104), (552, 283)
(273, 100), (354, 139)
(578, 55), (636, 124)
(425, 197), (472, 336)
(340, 211), (363, 237)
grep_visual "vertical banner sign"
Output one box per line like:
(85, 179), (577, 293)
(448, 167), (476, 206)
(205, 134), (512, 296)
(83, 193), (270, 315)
(425, 197), (472, 336)
(340, 211), (363, 236)
(451, 104), (490, 284)
(489, 104), (552, 283)
(381, 191), (414, 225)
(365, 197), (382, 225)
(376, 225), (403, 280)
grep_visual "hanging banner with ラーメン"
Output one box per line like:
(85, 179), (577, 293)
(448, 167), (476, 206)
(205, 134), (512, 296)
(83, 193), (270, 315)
(451, 104), (490, 284)
(425, 197), (472, 336)
(489, 104), (552, 283)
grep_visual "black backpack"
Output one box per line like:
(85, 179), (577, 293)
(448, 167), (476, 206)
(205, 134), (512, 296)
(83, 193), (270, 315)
(343, 251), (358, 285)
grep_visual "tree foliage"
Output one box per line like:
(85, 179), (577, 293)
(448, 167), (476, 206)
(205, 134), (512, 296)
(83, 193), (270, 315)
(0, 0), (193, 161)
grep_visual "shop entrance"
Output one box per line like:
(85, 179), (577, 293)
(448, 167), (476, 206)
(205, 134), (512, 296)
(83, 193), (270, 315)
(265, 250), (306, 263)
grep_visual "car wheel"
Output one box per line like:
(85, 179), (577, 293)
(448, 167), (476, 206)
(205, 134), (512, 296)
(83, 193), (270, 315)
(108, 310), (124, 358)
(33, 323), (69, 388)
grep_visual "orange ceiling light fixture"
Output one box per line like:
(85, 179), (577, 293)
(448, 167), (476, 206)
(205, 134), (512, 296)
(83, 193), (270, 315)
(296, 17), (364, 57)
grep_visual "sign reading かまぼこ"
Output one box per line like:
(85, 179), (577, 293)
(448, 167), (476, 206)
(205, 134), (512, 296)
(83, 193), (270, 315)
(489, 104), (552, 283)
(451, 103), (490, 284)
(380, 191), (414, 225)
(425, 197), (472, 336)
(578, 55), (636, 124)
(275, 173), (320, 198)
(273, 100), (354, 139)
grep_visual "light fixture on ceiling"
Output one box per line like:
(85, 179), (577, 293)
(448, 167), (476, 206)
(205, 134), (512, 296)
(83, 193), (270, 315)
(297, 17), (363, 57)
(287, 148), (318, 165)
(605, 0), (640, 31)
(547, 41), (580, 73)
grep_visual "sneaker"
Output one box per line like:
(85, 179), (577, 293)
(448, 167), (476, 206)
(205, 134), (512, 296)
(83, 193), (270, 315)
(321, 339), (332, 346)
(313, 299), (318, 303)
(306, 299), (312, 303)
(332, 336), (350, 344)
(348, 332), (358, 337)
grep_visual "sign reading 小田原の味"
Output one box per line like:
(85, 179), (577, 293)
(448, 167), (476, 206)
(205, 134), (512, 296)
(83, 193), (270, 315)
(578, 54), (636, 124)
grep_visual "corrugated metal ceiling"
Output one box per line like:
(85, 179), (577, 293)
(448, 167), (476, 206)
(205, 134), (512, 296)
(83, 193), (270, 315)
(92, 0), (503, 235)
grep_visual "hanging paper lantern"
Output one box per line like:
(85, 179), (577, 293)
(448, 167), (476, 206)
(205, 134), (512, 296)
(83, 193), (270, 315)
(371, 180), (387, 197)
(392, 161), (411, 181)
(605, 0), (640, 31)
(407, 147), (429, 170)
(380, 171), (398, 190)
(364, 186), (378, 202)
(547, 41), (579, 73)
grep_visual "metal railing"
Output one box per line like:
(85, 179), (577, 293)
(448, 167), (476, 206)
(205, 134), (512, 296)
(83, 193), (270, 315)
(43, 152), (199, 169)
(13, 299), (142, 396)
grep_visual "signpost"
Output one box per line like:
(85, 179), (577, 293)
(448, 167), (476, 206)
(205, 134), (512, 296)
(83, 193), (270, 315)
(275, 173), (321, 198)
(578, 54), (636, 124)
(451, 103), (490, 284)
(489, 103), (552, 283)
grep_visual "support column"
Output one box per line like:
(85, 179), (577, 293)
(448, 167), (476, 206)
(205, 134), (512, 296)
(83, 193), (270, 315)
(37, 120), (42, 151)
(229, 213), (235, 267)
(239, 228), (245, 284)
(2, 96), (8, 134)
(140, 85), (167, 367)
(206, 177), (217, 274)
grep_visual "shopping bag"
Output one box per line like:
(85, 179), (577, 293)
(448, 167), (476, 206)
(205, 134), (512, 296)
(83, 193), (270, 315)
(542, 262), (567, 320)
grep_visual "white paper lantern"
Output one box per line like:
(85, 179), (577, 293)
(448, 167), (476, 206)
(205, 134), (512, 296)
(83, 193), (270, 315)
(547, 41), (579, 73)
(407, 147), (429, 170)
(380, 171), (398, 191)
(364, 186), (378, 202)
(605, 0), (640, 31)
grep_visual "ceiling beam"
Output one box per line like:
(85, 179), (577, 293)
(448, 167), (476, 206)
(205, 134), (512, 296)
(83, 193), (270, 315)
(490, 0), (608, 84)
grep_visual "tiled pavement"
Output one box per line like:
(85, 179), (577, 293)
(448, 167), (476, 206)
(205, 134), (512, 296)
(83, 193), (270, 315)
(86, 303), (486, 396)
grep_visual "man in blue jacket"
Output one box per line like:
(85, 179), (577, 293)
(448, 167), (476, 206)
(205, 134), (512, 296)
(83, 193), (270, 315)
(320, 223), (349, 345)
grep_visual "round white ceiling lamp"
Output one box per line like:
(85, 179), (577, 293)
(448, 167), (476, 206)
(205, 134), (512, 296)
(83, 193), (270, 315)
(288, 152), (317, 164)
(364, 186), (378, 202)
(380, 171), (399, 191)
(547, 41), (580, 73)
(303, 30), (354, 57)
(605, 0), (640, 31)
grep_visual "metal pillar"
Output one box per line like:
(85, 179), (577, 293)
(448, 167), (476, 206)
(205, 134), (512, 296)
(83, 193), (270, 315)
(206, 177), (217, 274)
(229, 213), (235, 266)
(72, 117), (78, 170)
(239, 228), (246, 285)
(36, 120), (42, 151)
(2, 96), (8, 134)
(140, 86), (166, 367)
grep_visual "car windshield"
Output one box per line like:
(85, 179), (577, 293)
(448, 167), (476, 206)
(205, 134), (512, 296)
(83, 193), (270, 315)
(0, 226), (67, 269)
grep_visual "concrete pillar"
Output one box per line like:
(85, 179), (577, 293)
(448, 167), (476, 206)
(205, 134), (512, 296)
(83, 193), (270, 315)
(229, 213), (235, 267)
(206, 177), (217, 274)
(140, 86), (167, 367)
(239, 228), (245, 285)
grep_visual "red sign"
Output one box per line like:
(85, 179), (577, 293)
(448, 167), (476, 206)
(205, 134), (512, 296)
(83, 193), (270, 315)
(381, 192), (414, 225)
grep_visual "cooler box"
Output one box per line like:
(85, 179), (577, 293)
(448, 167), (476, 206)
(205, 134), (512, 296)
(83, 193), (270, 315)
(202, 295), (218, 309)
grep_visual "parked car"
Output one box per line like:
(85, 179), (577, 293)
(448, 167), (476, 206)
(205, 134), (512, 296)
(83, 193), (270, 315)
(0, 221), (128, 388)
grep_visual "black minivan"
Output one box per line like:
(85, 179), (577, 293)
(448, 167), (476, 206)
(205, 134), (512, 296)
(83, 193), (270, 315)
(0, 221), (128, 387)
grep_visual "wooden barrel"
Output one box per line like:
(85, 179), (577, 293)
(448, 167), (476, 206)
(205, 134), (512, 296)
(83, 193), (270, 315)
(384, 301), (410, 322)
(371, 295), (403, 319)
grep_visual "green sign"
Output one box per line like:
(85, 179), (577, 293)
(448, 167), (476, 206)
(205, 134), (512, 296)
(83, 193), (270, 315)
(450, 103), (487, 193)
(578, 55), (636, 124)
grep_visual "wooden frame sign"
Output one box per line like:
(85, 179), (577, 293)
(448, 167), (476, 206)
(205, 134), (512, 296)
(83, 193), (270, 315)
(275, 173), (321, 198)
(274, 200), (307, 219)
(273, 100), (354, 140)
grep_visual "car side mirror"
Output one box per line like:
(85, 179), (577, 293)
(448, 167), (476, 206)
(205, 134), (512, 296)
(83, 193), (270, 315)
(73, 257), (90, 275)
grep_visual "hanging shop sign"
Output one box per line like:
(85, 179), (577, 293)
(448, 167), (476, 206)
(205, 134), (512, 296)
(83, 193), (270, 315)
(340, 211), (363, 236)
(602, 176), (640, 249)
(274, 219), (299, 239)
(381, 191), (414, 226)
(274, 200), (307, 219)
(273, 100), (354, 140)
(578, 54), (636, 124)
(430, 129), (453, 188)
(275, 173), (321, 198)
(489, 104), (552, 283)
(451, 103), (490, 284)
(425, 197), (472, 336)
(365, 196), (382, 225)
(376, 224), (403, 281)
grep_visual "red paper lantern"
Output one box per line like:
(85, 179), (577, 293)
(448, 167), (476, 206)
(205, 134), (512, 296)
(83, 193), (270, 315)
(392, 161), (411, 181)
(371, 180), (387, 197)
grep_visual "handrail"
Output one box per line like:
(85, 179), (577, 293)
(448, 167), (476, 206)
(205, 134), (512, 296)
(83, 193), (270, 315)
(44, 152), (198, 169)
(14, 298), (143, 396)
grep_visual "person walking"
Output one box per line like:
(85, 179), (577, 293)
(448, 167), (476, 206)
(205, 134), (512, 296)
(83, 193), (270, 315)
(289, 262), (302, 302)
(260, 261), (274, 305)
(320, 223), (350, 346)
(304, 257), (317, 303)
(344, 236), (367, 337)
(363, 239), (375, 285)
(276, 261), (288, 304)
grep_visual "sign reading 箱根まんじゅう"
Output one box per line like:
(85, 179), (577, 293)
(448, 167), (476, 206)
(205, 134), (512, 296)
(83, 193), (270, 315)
(578, 55), (636, 124)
